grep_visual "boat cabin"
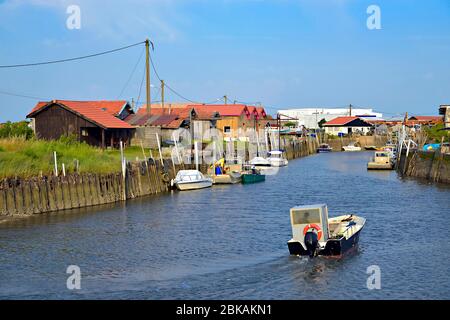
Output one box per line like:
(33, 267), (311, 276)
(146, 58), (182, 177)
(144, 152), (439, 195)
(290, 204), (330, 243)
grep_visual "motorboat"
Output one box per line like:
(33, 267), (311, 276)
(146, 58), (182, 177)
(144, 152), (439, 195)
(267, 150), (288, 167)
(241, 167), (265, 184)
(287, 204), (366, 258)
(210, 159), (242, 184)
(342, 143), (361, 152)
(249, 156), (271, 167)
(367, 151), (394, 170)
(364, 145), (377, 150)
(317, 143), (333, 153)
(171, 170), (213, 191)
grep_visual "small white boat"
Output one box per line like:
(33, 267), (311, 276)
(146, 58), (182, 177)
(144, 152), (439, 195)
(171, 170), (213, 191)
(267, 150), (288, 167)
(342, 143), (361, 152)
(249, 156), (271, 167)
(287, 204), (366, 258)
(367, 151), (394, 170)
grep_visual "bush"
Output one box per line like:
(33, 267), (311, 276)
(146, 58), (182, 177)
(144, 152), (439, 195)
(0, 121), (34, 139)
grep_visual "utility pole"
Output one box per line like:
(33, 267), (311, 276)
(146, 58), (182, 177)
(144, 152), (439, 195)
(349, 104), (352, 117)
(161, 79), (165, 111)
(145, 39), (151, 115)
(224, 95), (228, 105)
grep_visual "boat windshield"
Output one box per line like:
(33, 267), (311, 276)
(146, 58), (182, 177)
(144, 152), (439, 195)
(292, 208), (321, 225)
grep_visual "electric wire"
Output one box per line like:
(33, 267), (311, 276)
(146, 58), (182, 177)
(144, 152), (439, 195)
(0, 41), (145, 69)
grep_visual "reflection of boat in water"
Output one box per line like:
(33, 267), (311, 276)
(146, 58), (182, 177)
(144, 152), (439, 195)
(367, 151), (394, 170)
(267, 151), (288, 167)
(171, 170), (213, 191)
(287, 204), (366, 258)
(317, 144), (333, 153)
(342, 143), (361, 152)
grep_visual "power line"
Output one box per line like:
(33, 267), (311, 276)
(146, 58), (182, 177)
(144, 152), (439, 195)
(0, 89), (48, 100)
(117, 47), (145, 99)
(0, 41), (145, 69)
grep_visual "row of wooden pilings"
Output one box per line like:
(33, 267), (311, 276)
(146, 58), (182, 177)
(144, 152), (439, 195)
(0, 137), (318, 217)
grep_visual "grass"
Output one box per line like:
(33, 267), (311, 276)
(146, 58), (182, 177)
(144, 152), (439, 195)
(423, 124), (449, 143)
(0, 137), (168, 179)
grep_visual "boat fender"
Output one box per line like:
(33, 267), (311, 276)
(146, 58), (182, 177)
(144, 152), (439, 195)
(170, 179), (174, 187)
(303, 224), (323, 241)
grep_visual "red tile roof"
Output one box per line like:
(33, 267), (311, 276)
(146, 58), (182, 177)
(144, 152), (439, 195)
(324, 116), (359, 126)
(408, 116), (443, 121)
(28, 100), (133, 129)
(187, 104), (249, 117)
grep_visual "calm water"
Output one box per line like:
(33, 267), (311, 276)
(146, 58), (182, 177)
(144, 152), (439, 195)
(0, 152), (449, 300)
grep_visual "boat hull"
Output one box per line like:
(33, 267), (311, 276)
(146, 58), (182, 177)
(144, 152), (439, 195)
(212, 173), (242, 184)
(317, 148), (332, 153)
(367, 162), (393, 170)
(287, 228), (363, 257)
(242, 174), (265, 184)
(176, 180), (213, 191)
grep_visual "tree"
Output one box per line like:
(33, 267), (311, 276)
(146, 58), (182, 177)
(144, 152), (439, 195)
(318, 118), (327, 128)
(0, 121), (34, 139)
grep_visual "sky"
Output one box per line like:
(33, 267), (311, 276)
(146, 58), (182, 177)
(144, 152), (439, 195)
(0, 0), (449, 121)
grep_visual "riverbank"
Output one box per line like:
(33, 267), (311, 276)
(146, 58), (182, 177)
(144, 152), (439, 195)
(0, 137), (165, 179)
(0, 137), (319, 221)
(398, 148), (450, 184)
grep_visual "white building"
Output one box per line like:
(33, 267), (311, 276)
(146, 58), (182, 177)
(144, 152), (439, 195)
(277, 107), (383, 129)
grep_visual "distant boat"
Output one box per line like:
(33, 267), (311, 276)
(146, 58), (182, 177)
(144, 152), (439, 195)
(267, 150), (289, 167)
(364, 145), (377, 150)
(171, 170), (213, 191)
(241, 167), (266, 184)
(342, 143), (361, 152)
(317, 143), (333, 153)
(287, 204), (366, 258)
(367, 151), (394, 170)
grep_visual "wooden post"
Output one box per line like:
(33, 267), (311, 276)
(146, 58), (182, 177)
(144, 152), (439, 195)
(195, 141), (199, 171)
(155, 133), (164, 166)
(53, 151), (58, 177)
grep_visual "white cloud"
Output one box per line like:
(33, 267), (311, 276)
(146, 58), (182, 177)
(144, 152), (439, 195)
(1, 0), (189, 42)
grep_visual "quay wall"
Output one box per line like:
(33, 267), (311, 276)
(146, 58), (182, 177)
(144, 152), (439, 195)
(324, 135), (388, 152)
(0, 137), (318, 217)
(398, 149), (450, 184)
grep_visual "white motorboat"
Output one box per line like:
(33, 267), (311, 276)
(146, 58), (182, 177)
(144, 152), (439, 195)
(287, 204), (366, 258)
(249, 156), (271, 167)
(267, 151), (288, 167)
(171, 170), (213, 191)
(342, 143), (361, 152)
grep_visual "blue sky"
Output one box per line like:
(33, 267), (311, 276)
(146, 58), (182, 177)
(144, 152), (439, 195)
(0, 0), (449, 121)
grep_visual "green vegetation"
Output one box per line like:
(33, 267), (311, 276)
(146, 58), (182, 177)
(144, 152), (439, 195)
(0, 121), (34, 139)
(0, 136), (160, 179)
(423, 124), (449, 143)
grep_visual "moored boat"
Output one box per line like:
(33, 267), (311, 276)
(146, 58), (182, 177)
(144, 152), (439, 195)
(287, 204), (366, 258)
(241, 167), (265, 184)
(364, 145), (377, 150)
(342, 143), (361, 152)
(210, 159), (242, 184)
(367, 151), (394, 170)
(171, 170), (213, 191)
(267, 150), (288, 167)
(317, 143), (333, 153)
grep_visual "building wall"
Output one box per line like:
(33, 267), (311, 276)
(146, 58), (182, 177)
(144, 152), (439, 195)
(324, 126), (372, 136)
(33, 104), (97, 141)
(216, 115), (257, 137)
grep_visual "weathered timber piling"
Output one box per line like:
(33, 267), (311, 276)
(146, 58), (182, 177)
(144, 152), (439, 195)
(0, 137), (319, 217)
(398, 148), (450, 184)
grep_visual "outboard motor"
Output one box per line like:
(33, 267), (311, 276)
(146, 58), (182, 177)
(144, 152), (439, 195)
(304, 231), (319, 258)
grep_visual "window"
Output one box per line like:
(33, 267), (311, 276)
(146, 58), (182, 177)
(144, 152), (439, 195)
(81, 129), (88, 137)
(224, 126), (231, 133)
(292, 209), (321, 225)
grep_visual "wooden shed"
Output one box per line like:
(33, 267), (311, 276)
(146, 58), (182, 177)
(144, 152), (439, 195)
(27, 100), (135, 148)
